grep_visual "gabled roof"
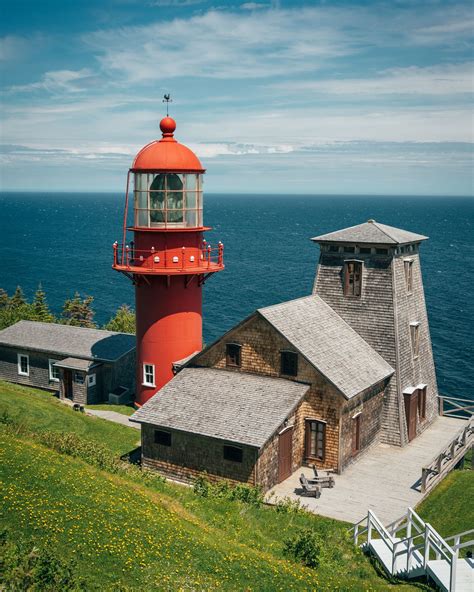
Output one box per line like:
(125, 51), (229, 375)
(312, 220), (428, 245)
(131, 368), (309, 448)
(0, 321), (135, 362)
(258, 295), (394, 399)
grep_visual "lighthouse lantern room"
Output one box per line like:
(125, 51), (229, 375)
(113, 113), (224, 406)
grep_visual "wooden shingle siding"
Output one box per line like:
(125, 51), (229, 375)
(0, 346), (62, 392)
(141, 424), (257, 486)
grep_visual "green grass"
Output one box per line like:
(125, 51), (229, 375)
(0, 381), (424, 590)
(0, 381), (139, 455)
(417, 467), (474, 538)
(86, 403), (136, 416)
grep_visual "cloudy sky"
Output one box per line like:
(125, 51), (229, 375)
(1, 0), (473, 194)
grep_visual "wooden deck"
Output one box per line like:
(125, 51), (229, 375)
(267, 416), (469, 524)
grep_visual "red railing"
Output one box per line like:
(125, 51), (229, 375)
(112, 240), (224, 273)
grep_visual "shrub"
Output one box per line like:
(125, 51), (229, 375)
(193, 475), (263, 507)
(0, 529), (85, 591)
(283, 528), (323, 568)
(274, 496), (306, 514)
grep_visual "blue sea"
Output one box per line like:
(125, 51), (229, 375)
(0, 193), (472, 399)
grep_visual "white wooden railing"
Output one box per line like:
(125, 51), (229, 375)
(351, 507), (474, 591)
(421, 417), (474, 493)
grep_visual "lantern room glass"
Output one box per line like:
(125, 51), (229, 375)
(133, 172), (203, 228)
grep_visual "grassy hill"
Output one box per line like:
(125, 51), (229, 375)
(1, 381), (468, 591)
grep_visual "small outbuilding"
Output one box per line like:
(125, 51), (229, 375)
(0, 321), (135, 405)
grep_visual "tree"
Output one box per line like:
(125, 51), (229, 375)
(32, 284), (55, 323)
(0, 288), (8, 309)
(104, 304), (135, 334)
(9, 286), (27, 309)
(61, 293), (96, 328)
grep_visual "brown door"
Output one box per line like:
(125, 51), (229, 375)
(64, 370), (73, 400)
(278, 427), (293, 483)
(404, 391), (418, 441)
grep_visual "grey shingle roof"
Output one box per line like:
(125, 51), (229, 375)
(0, 321), (135, 362)
(54, 357), (101, 371)
(131, 368), (309, 448)
(312, 220), (428, 245)
(258, 296), (394, 399)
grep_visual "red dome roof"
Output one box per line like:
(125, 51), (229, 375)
(132, 117), (204, 173)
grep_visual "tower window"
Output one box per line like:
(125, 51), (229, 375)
(143, 363), (155, 387)
(223, 445), (243, 463)
(404, 259), (414, 293)
(344, 261), (362, 297)
(154, 430), (171, 446)
(226, 343), (241, 367)
(328, 245), (339, 253)
(375, 248), (389, 255)
(343, 246), (355, 253)
(410, 322), (420, 358)
(280, 351), (298, 376)
(359, 247), (371, 254)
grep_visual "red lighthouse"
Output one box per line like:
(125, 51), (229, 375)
(113, 113), (224, 406)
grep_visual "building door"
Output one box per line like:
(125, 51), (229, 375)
(63, 370), (73, 400)
(352, 415), (361, 455)
(278, 427), (293, 483)
(403, 391), (418, 441)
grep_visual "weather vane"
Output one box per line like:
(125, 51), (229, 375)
(163, 94), (172, 116)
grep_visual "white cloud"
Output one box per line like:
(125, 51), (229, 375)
(8, 68), (96, 94)
(274, 63), (474, 97)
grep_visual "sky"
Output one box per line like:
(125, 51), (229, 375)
(0, 0), (473, 195)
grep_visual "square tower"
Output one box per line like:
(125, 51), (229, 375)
(312, 219), (438, 447)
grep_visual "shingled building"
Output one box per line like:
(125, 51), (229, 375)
(0, 321), (135, 405)
(132, 220), (439, 490)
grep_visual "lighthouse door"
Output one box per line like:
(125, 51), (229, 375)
(403, 390), (418, 442)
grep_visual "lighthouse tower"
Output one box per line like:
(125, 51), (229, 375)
(113, 114), (224, 406)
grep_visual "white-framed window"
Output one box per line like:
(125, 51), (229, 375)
(74, 371), (85, 385)
(49, 359), (60, 382)
(87, 373), (96, 387)
(17, 353), (29, 376)
(143, 363), (155, 387)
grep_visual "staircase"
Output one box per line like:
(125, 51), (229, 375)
(352, 508), (474, 591)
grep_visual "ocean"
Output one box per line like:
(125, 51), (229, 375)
(0, 192), (472, 399)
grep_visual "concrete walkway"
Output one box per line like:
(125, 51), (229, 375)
(266, 416), (467, 525)
(85, 408), (140, 430)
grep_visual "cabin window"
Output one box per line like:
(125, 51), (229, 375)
(223, 445), (243, 463)
(344, 261), (362, 297)
(154, 430), (171, 446)
(87, 373), (97, 387)
(280, 351), (298, 376)
(418, 386), (427, 420)
(143, 363), (155, 387)
(343, 246), (355, 253)
(352, 415), (361, 454)
(375, 248), (389, 255)
(410, 323), (420, 358)
(328, 245), (339, 252)
(305, 420), (325, 461)
(404, 259), (414, 293)
(17, 354), (29, 376)
(226, 343), (241, 367)
(48, 359), (60, 382)
(359, 247), (371, 254)
(74, 372), (85, 385)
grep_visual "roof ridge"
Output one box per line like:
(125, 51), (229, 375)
(258, 294), (315, 313)
(371, 221), (398, 242)
(10, 320), (126, 336)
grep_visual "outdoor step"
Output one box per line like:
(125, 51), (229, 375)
(427, 558), (474, 592)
